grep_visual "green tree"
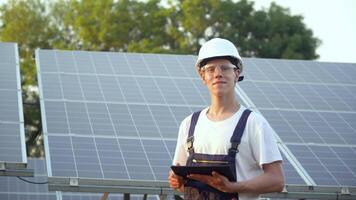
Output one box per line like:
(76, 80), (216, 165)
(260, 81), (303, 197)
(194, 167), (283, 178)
(174, 0), (320, 59)
(0, 0), (56, 157)
(0, 0), (320, 157)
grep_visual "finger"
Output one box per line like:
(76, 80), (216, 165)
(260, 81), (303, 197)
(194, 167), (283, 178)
(212, 171), (228, 181)
(188, 174), (210, 183)
(211, 171), (223, 179)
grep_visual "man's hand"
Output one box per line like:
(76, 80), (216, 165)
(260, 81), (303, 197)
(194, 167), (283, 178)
(188, 171), (234, 193)
(168, 166), (185, 192)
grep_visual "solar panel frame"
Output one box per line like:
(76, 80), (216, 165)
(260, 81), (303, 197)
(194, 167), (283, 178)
(0, 42), (31, 176)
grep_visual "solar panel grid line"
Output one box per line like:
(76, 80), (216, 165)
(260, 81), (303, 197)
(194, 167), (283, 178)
(297, 61), (325, 83)
(287, 144), (356, 186)
(235, 85), (315, 185)
(175, 55), (212, 106)
(282, 110), (326, 144)
(307, 61), (339, 83)
(304, 145), (342, 186)
(173, 55), (206, 108)
(156, 54), (191, 113)
(85, 52), (114, 178)
(240, 78), (356, 87)
(328, 146), (356, 179)
(317, 62), (355, 84)
(264, 59), (291, 82)
(139, 54), (178, 157)
(277, 144), (316, 186)
(93, 53), (132, 180)
(254, 107), (356, 114)
(270, 83), (298, 110)
(119, 54), (163, 180)
(104, 53), (128, 105)
(313, 112), (349, 145)
(279, 83), (314, 110)
(313, 85), (353, 111)
(106, 53), (145, 180)
(54, 51), (80, 178)
(36, 50), (74, 177)
(293, 111), (329, 144)
(289, 83), (320, 111)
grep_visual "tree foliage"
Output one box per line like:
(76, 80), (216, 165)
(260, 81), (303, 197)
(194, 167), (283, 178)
(0, 0), (320, 157)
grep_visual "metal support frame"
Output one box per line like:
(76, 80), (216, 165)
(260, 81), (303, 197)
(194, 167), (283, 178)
(47, 177), (356, 200)
(0, 161), (34, 177)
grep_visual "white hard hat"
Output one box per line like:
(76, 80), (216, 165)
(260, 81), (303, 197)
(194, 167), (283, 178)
(195, 38), (243, 72)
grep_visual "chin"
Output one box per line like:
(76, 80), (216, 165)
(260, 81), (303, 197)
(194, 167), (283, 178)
(212, 90), (227, 97)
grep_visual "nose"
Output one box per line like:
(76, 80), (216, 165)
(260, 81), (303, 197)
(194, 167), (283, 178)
(214, 66), (223, 77)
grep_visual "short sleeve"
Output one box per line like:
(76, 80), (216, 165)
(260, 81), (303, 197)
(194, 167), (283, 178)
(249, 113), (282, 167)
(172, 115), (191, 166)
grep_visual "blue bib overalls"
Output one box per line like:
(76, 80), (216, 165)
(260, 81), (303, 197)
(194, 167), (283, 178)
(184, 109), (252, 200)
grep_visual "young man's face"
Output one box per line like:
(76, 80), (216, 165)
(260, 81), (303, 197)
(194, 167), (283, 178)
(200, 58), (240, 96)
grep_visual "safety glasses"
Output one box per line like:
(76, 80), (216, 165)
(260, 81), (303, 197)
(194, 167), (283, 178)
(201, 63), (238, 75)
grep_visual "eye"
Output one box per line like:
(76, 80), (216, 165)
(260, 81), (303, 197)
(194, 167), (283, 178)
(205, 66), (215, 73)
(221, 65), (229, 71)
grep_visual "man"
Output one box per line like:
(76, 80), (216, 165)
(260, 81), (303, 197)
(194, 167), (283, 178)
(168, 38), (284, 200)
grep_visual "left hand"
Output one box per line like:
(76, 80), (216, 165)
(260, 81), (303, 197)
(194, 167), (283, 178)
(188, 171), (234, 193)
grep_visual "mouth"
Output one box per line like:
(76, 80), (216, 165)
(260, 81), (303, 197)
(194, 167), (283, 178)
(213, 81), (226, 85)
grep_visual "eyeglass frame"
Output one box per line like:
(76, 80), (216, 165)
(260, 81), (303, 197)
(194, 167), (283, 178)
(200, 63), (240, 75)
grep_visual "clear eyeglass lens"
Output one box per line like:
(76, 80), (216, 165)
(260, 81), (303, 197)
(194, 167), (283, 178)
(203, 64), (236, 74)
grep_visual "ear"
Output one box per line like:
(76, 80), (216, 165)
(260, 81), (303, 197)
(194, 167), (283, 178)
(234, 69), (241, 82)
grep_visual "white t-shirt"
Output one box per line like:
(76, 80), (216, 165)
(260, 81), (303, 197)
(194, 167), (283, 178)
(173, 106), (282, 200)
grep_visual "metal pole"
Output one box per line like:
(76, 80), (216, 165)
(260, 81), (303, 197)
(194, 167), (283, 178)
(123, 193), (130, 200)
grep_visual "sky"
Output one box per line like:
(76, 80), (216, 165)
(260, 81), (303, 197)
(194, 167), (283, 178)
(253, 0), (356, 63)
(0, 0), (355, 63)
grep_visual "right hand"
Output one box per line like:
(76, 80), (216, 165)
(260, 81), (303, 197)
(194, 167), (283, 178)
(168, 164), (185, 192)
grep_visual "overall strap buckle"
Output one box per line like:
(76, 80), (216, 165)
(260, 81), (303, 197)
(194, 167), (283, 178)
(187, 136), (195, 155)
(228, 142), (239, 156)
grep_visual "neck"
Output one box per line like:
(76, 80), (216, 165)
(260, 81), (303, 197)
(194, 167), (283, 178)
(207, 95), (240, 121)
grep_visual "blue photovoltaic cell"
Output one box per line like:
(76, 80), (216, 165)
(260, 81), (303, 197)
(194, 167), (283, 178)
(241, 58), (356, 187)
(37, 49), (208, 184)
(287, 144), (356, 186)
(0, 43), (27, 167)
(281, 154), (306, 185)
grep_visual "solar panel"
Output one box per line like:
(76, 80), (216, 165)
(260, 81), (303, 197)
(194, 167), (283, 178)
(36, 50), (210, 194)
(0, 42), (32, 176)
(36, 49), (356, 198)
(240, 58), (356, 194)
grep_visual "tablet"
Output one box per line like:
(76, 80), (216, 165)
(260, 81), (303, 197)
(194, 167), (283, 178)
(170, 165), (236, 181)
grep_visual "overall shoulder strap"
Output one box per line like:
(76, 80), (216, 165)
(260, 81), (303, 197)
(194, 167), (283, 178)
(188, 110), (202, 138)
(229, 109), (252, 156)
(186, 110), (202, 155)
